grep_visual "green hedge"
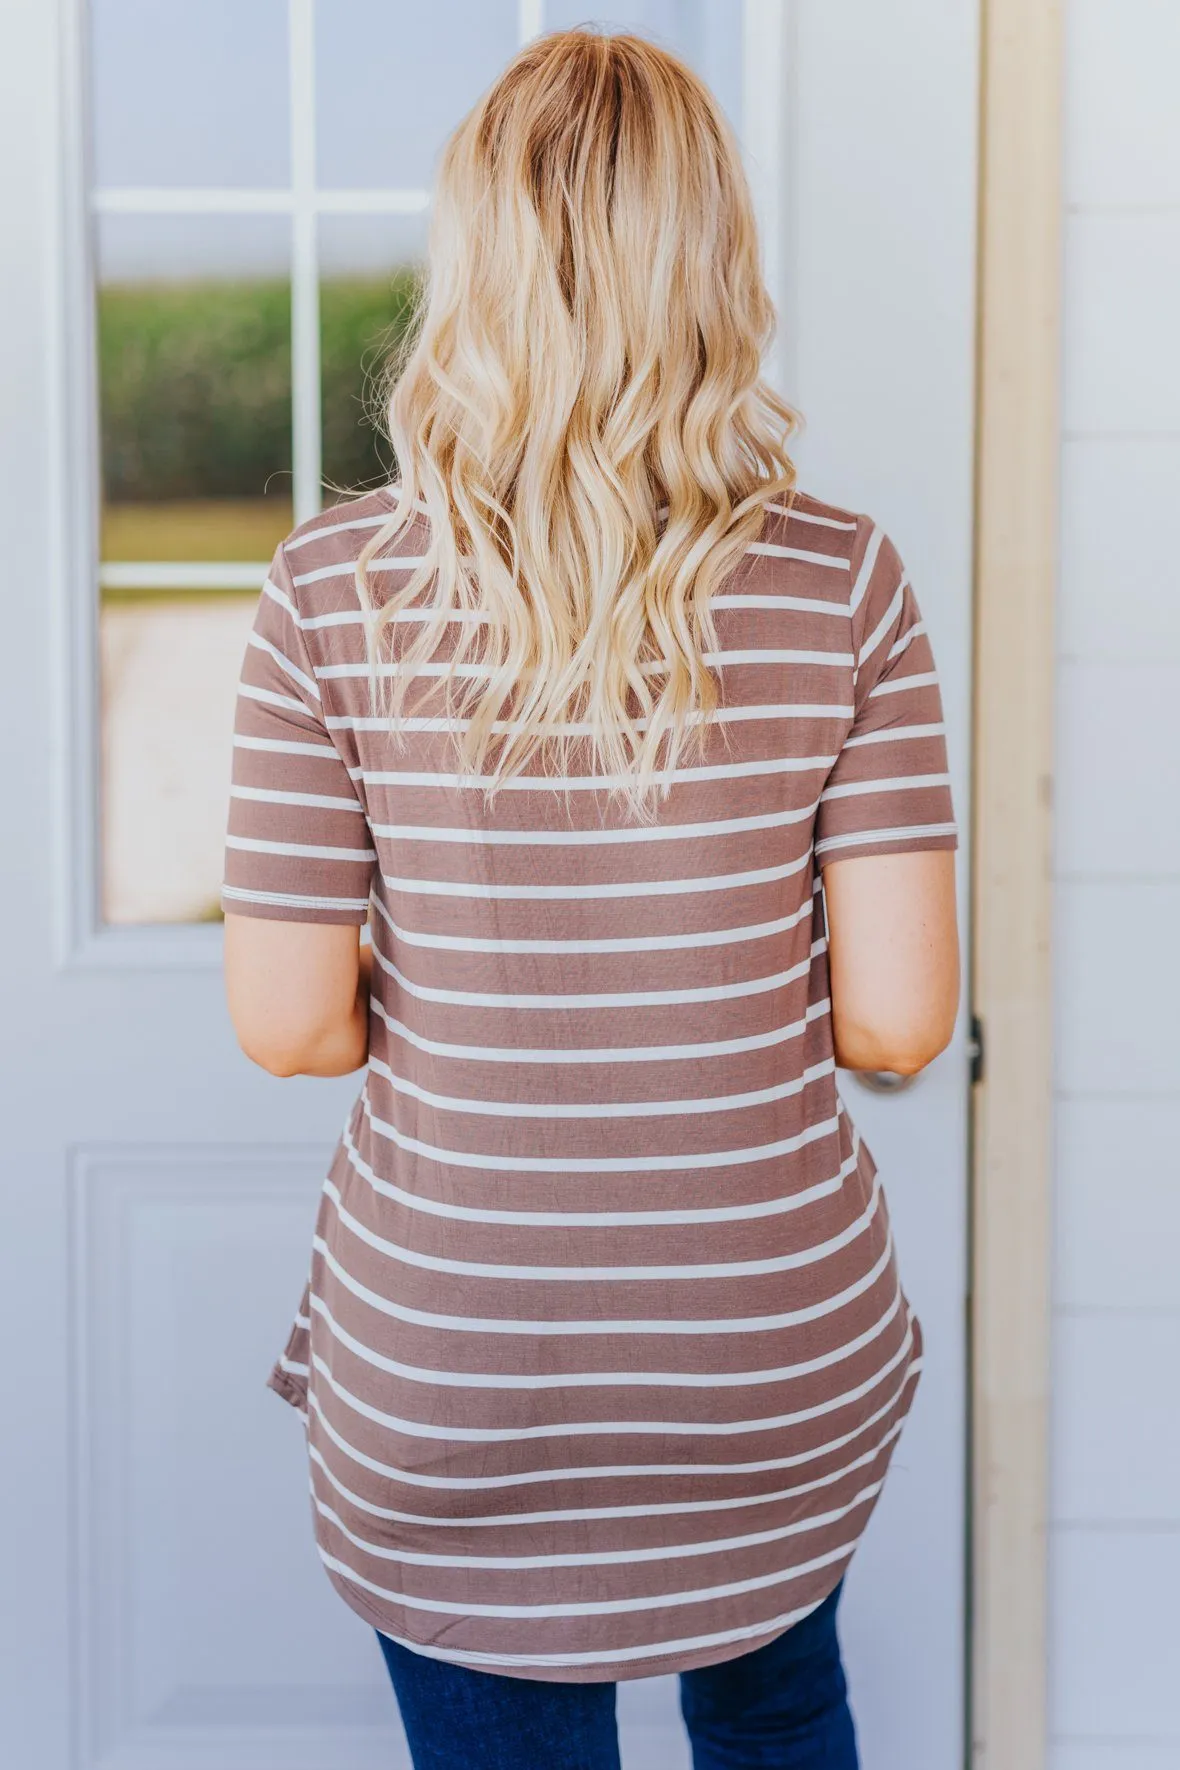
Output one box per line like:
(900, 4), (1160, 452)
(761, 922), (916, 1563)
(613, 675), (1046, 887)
(98, 271), (419, 503)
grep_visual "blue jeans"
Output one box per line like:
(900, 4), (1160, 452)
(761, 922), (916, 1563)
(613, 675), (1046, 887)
(376, 1580), (858, 1769)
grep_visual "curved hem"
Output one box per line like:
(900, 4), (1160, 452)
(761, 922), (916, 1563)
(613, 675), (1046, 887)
(321, 1558), (846, 1684)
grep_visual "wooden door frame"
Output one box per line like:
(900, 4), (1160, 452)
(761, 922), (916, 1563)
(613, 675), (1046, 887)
(970, 2), (1063, 1767)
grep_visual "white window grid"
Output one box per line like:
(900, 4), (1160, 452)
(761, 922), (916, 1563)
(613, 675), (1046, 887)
(92, 0), (792, 597)
(67, 0), (791, 961)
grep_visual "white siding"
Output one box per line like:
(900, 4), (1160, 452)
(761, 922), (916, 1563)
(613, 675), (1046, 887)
(1050, 3), (1180, 1763)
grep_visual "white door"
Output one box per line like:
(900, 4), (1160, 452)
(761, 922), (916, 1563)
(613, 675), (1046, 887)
(1, 3), (975, 1767)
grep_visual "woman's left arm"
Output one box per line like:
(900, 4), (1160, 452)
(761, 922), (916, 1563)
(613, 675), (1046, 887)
(224, 916), (372, 1077)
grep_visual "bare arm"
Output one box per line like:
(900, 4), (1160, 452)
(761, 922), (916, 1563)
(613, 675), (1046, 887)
(822, 850), (960, 1076)
(223, 914), (372, 1078)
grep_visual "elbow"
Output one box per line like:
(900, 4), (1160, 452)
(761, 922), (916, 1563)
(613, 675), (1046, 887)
(879, 1035), (949, 1078)
(232, 1013), (340, 1078)
(230, 1008), (365, 1078)
(235, 1029), (312, 1077)
(833, 1012), (956, 1079)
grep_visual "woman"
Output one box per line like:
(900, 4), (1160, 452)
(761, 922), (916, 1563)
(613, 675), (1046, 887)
(222, 28), (959, 1770)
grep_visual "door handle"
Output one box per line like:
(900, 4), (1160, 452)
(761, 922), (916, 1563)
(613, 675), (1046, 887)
(851, 1069), (918, 1095)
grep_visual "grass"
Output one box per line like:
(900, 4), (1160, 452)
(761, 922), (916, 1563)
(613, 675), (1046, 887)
(99, 585), (260, 608)
(98, 269), (419, 505)
(101, 497), (295, 563)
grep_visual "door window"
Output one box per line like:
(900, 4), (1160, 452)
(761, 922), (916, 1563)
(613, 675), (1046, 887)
(89, 0), (742, 925)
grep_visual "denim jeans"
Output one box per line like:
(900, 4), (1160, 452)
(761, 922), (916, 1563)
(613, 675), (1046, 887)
(376, 1580), (859, 1769)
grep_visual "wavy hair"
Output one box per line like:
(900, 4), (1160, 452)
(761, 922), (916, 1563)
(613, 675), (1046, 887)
(356, 27), (798, 814)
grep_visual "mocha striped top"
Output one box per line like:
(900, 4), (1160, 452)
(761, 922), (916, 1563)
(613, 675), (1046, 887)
(222, 485), (957, 1682)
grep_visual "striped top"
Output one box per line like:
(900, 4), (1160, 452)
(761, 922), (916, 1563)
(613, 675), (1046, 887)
(222, 485), (957, 1683)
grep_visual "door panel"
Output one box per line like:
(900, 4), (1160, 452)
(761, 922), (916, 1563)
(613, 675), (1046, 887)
(0, 2), (974, 1766)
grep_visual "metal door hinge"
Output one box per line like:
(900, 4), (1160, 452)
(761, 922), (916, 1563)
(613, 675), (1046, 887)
(968, 1013), (985, 1085)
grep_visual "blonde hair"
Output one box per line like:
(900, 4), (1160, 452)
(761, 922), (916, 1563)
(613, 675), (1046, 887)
(356, 27), (798, 814)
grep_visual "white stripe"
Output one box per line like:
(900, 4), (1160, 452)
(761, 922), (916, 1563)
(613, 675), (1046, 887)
(327, 703), (853, 735)
(231, 785), (364, 813)
(226, 834), (376, 863)
(746, 543), (850, 569)
(260, 575), (299, 622)
(814, 821), (957, 855)
(247, 631), (320, 700)
(282, 512), (392, 550)
(308, 1412), (905, 1526)
(279, 593), (846, 628)
(819, 772), (950, 804)
(369, 882), (817, 956)
(369, 997), (828, 1064)
(369, 940), (822, 1009)
(355, 1089), (854, 1185)
(378, 851), (813, 904)
(323, 1160), (877, 1284)
(292, 538), (846, 588)
(299, 608), (374, 630)
(364, 1053), (837, 1124)
(282, 508), (422, 553)
(849, 520), (884, 626)
(322, 1535), (857, 1625)
(304, 605), (487, 631)
(369, 800), (817, 847)
(309, 1280), (899, 1396)
(765, 503), (858, 532)
(311, 1477), (885, 1573)
(292, 554), (427, 586)
(359, 752), (834, 792)
(278, 1355), (309, 1378)
(234, 733), (338, 758)
(314, 1190), (894, 1340)
(888, 619), (925, 661)
(309, 1351), (917, 1489)
(314, 648), (853, 681)
(717, 649), (851, 667)
(308, 1318), (910, 1443)
(868, 669), (938, 700)
(238, 681), (315, 717)
(856, 582), (906, 670)
(326, 1163), (875, 1284)
(712, 593), (846, 615)
(849, 523), (883, 618)
(841, 722), (944, 750)
(361, 1585), (836, 1672)
(221, 883), (370, 913)
(295, 600), (635, 633)
(697, 648), (841, 668)
(343, 1115), (855, 1228)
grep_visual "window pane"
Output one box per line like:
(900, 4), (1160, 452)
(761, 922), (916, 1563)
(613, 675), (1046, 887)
(97, 215), (294, 562)
(101, 594), (257, 925)
(96, 216), (293, 926)
(319, 215), (426, 497)
(89, 0), (290, 188)
(315, 0), (519, 188)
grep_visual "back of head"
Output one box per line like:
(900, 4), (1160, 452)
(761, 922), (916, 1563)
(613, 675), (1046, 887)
(360, 27), (797, 813)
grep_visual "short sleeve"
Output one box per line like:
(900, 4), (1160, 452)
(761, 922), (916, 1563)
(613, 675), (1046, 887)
(220, 543), (376, 923)
(814, 520), (959, 867)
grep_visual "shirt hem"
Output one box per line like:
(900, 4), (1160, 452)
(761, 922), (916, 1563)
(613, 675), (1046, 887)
(321, 1559), (846, 1685)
